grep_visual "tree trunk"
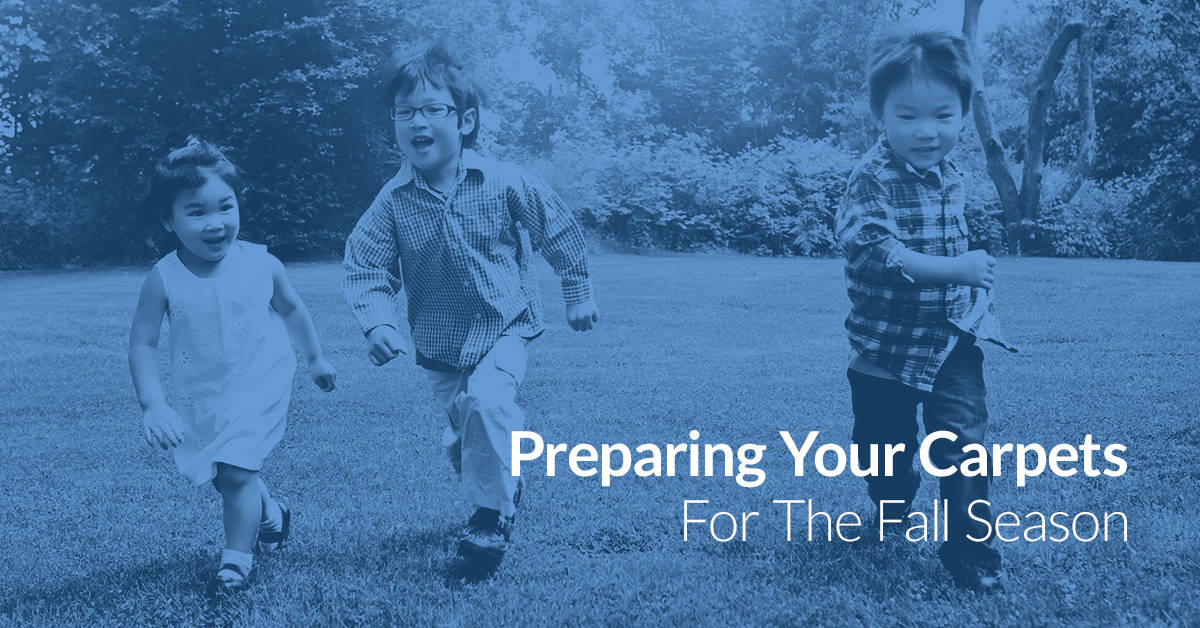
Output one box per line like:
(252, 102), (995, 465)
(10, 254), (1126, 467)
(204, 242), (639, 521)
(962, 0), (1022, 251)
(1019, 22), (1084, 223)
(1057, 27), (1096, 205)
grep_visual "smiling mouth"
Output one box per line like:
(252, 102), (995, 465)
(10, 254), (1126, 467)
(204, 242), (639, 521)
(411, 136), (433, 149)
(202, 235), (226, 245)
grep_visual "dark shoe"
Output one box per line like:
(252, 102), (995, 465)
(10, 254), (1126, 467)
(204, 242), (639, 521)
(949, 564), (1002, 593)
(457, 482), (523, 563)
(258, 502), (291, 550)
(459, 508), (509, 564)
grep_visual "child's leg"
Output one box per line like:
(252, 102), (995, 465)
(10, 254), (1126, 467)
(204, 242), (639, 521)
(426, 369), (469, 477)
(921, 337), (1001, 574)
(459, 335), (528, 518)
(213, 463), (262, 553)
(257, 475), (283, 531)
(848, 369), (922, 510)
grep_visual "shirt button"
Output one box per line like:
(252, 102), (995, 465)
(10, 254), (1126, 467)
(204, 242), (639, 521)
(463, 281), (470, 287)
(475, 313), (481, 319)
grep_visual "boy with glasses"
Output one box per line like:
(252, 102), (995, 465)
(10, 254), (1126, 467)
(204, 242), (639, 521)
(343, 42), (598, 566)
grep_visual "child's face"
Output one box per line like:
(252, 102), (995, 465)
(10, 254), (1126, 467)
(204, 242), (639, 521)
(393, 81), (476, 176)
(163, 174), (240, 262)
(880, 76), (964, 172)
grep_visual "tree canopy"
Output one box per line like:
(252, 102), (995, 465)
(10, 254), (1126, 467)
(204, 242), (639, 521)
(1, 0), (1194, 267)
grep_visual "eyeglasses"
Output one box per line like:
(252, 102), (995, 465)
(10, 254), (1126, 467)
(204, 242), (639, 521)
(390, 103), (457, 121)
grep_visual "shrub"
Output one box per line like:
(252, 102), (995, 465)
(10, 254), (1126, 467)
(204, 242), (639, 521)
(1029, 173), (1141, 258)
(536, 131), (854, 256)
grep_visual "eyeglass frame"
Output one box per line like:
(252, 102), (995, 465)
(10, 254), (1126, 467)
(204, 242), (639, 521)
(390, 103), (459, 122)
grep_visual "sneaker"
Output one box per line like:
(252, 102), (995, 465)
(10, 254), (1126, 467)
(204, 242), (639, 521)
(257, 502), (291, 551)
(459, 508), (509, 563)
(949, 564), (1002, 593)
(458, 481), (523, 563)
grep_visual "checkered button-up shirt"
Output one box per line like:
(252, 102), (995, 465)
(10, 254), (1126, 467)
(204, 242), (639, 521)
(835, 138), (1014, 391)
(343, 151), (592, 371)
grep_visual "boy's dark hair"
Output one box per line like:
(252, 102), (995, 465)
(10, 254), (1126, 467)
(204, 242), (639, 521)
(143, 136), (245, 227)
(383, 40), (483, 149)
(867, 28), (973, 118)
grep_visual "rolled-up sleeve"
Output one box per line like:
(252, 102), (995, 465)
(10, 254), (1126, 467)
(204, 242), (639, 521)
(509, 170), (592, 304)
(836, 172), (914, 285)
(343, 190), (403, 335)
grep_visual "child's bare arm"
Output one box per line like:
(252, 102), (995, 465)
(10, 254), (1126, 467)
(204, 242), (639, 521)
(895, 249), (996, 289)
(364, 324), (408, 366)
(269, 256), (336, 391)
(128, 268), (184, 448)
(564, 301), (599, 331)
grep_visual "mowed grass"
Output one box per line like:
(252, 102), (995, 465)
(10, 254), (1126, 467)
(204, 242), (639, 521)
(2, 253), (1198, 625)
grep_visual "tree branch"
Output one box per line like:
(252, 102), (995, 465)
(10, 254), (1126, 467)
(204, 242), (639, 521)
(962, 0), (1021, 247)
(1018, 21), (1084, 220)
(1057, 26), (1096, 205)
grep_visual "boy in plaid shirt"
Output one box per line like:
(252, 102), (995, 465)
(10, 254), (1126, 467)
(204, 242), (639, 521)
(343, 42), (598, 565)
(835, 29), (1015, 592)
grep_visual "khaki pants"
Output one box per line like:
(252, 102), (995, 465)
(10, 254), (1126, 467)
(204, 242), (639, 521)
(425, 336), (528, 517)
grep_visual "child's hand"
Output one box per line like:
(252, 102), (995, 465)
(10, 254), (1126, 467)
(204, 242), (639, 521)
(142, 404), (184, 450)
(308, 356), (337, 392)
(566, 299), (600, 331)
(954, 250), (997, 290)
(366, 324), (408, 366)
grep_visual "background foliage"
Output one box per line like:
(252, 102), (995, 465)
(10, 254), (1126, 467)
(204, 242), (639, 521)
(1, 0), (1196, 267)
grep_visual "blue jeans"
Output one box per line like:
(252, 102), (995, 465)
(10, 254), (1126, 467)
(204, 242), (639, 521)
(848, 336), (1001, 573)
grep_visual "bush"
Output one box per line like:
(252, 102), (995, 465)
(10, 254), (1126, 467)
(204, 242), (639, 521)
(0, 177), (94, 269)
(1029, 173), (1141, 258)
(535, 131), (854, 256)
(1125, 162), (1200, 261)
(960, 168), (1008, 255)
(1033, 200), (1114, 257)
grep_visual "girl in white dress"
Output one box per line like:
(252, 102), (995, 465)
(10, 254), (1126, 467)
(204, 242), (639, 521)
(129, 138), (336, 593)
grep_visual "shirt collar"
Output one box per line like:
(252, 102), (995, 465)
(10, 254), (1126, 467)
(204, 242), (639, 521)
(392, 149), (491, 188)
(878, 135), (952, 187)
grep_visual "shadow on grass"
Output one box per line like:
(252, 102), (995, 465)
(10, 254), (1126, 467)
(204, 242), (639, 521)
(0, 547), (318, 623)
(0, 524), (509, 621)
(565, 525), (661, 556)
(735, 534), (962, 603)
(0, 549), (219, 620)
(370, 524), (509, 587)
(444, 554), (502, 586)
(297, 523), (513, 589)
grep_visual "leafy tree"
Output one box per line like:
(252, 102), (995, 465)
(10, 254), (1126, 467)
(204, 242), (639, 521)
(1, 0), (1192, 264)
(963, 0), (1097, 252)
(980, 0), (1199, 259)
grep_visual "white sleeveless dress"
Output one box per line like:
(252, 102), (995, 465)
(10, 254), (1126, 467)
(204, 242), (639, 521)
(154, 241), (296, 485)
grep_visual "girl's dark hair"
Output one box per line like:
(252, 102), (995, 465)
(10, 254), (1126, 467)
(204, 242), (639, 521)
(142, 136), (245, 228)
(868, 28), (974, 118)
(382, 40), (484, 149)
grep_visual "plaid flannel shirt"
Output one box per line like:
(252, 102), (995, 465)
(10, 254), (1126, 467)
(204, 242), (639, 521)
(343, 150), (591, 371)
(835, 138), (1014, 391)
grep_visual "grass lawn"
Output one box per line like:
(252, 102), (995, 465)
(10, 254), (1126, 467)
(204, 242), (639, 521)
(2, 253), (1198, 625)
